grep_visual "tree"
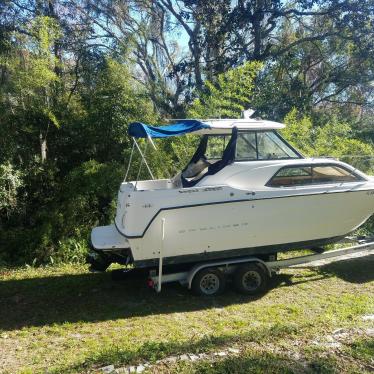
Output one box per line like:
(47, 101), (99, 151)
(252, 12), (374, 120)
(188, 61), (262, 118)
(0, 16), (62, 163)
(76, 58), (156, 164)
(71, 0), (189, 116)
(157, 0), (374, 91)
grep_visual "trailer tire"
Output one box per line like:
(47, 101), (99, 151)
(233, 263), (269, 295)
(191, 268), (226, 296)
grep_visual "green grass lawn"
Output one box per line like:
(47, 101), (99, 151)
(0, 253), (373, 374)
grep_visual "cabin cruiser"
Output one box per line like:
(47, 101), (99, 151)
(88, 115), (374, 271)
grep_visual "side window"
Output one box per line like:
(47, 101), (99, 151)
(257, 132), (299, 159)
(205, 135), (228, 159)
(268, 165), (362, 187)
(236, 133), (257, 160)
(269, 166), (312, 187)
(312, 166), (360, 183)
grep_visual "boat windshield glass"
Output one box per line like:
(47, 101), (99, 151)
(236, 131), (300, 160)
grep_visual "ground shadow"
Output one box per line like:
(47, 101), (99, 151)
(0, 270), (268, 331)
(304, 253), (374, 284)
(0, 253), (372, 331)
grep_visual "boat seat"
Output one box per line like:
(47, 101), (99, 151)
(172, 158), (210, 188)
(182, 158), (210, 178)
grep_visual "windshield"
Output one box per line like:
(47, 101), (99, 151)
(236, 131), (301, 160)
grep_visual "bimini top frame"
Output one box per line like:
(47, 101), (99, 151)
(125, 113), (286, 184)
(128, 118), (285, 138)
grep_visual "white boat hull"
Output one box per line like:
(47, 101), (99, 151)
(90, 159), (374, 269)
(124, 189), (373, 266)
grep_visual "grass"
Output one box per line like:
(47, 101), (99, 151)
(0, 253), (373, 374)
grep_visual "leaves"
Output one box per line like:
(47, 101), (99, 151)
(282, 108), (374, 173)
(188, 61), (263, 119)
(0, 162), (23, 214)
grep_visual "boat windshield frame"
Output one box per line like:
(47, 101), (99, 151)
(236, 130), (303, 161)
(203, 130), (303, 162)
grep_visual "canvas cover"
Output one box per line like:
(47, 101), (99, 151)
(128, 120), (210, 138)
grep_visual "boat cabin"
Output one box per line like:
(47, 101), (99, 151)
(126, 115), (369, 194)
(128, 118), (303, 189)
(179, 126), (302, 187)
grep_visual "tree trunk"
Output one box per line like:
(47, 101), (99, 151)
(40, 132), (47, 162)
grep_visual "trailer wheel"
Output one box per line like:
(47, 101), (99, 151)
(233, 263), (269, 295)
(192, 268), (226, 296)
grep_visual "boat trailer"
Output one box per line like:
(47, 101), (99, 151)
(146, 222), (374, 296)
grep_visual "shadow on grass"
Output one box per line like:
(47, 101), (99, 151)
(0, 269), (270, 331)
(347, 337), (374, 363)
(275, 254), (374, 289)
(315, 254), (374, 283)
(0, 254), (372, 331)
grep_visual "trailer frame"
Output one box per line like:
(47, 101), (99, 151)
(148, 236), (374, 295)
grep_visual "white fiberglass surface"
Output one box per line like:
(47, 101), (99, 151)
(133, 179), (175, 190)
(117, 171), (374, 239)
(128, 189), (374, 262)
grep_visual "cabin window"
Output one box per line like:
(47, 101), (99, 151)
(235, 131), (300, 161)
(312, 166), (360, 183)
(268, 164), (363, 187)
(269, 166), (312, 187)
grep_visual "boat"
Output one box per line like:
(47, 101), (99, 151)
(88, 113), (374, 271)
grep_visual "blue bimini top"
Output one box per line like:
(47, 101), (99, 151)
(128, 120), (210, 138)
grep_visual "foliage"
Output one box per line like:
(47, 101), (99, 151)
(0, 16), (62, 164)
(0, 160), (123, 265)
(252, 12), (374, 121)
(188, 62), (263, 119)
(283, 108), (374, 173)
(79, 58), (157, 163)
(0, 162), (23, 216)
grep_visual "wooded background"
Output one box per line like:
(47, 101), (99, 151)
(1, 0), (373, 265)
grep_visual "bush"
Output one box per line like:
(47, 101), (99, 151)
(0, 160), (123, 265)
